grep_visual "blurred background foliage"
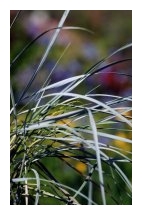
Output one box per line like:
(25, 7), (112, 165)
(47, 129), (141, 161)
(10, 10), (132, 205)
(10, 10), (132, 102)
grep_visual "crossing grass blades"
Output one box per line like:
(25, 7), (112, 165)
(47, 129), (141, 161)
(10, 10), (132, 205)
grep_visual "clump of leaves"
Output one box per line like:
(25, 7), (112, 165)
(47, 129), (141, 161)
(10, 10), (132, 205)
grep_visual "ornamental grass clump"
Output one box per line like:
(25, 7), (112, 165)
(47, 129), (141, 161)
(10, 10), (132, 205)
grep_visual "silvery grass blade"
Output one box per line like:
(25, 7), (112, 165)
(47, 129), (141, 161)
(41, 92), (132, 127)
(16, 57), (131, 114)
(12, 177), (97, 205)
(31, 168), (40, 205)
(33, 43), (71, 112)
(39, 58), (131, 107)
(10, 10), (21, 29)
(10, 26), (93, 68)
(87, 109), (106, 205)
(16, 10), (70, 106)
